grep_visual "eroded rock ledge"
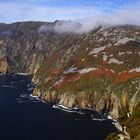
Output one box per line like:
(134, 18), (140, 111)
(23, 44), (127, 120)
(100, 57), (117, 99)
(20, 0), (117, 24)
(33, 88), (133, 120)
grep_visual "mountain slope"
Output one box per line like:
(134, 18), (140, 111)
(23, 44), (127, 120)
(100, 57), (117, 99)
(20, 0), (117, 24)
(33, 24), (140, 118)
(0, 21), (140, 139)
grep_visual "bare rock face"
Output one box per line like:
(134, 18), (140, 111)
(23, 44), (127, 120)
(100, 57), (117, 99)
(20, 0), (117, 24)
(0, 57), (8, 73)
(0, 22), (140, 120)
(0, 21), (58, 74)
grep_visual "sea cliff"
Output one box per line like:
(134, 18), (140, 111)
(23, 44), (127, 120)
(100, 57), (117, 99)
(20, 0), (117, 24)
(0, 22), (140, 139)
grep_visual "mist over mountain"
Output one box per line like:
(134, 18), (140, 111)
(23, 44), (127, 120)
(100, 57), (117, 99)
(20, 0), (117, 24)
(37, 2), (140, 34)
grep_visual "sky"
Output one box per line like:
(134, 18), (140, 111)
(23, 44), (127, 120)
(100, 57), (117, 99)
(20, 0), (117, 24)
(0, 0), (140, 24)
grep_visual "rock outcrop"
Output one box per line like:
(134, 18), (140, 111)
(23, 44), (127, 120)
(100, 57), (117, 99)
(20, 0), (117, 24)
(0, 22), (140, 139)
(0, 57), (8, 73)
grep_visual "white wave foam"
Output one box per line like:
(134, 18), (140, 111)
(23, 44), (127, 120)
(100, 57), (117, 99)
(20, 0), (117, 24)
(29, 94), (46, 103)
(92, 118), (105, 121)
(2, 85), (15, 88)
(15, 73), (28, 76)
(53, 104), (86, 115)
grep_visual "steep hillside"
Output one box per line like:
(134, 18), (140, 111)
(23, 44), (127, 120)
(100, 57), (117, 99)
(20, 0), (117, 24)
(0, 21), (140, 139)
(33, 24), (140, 118)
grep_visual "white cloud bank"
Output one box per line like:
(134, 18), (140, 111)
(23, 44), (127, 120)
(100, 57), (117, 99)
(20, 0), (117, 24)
(53, 3), (140, 33)
(39, 1), (140, 33)
(0, 1), (140, 33)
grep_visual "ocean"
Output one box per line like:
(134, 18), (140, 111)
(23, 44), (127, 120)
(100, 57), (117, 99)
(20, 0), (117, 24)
(0, 74), (116, 140)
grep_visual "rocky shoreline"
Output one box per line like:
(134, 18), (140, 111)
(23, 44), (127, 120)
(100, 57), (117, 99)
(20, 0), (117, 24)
(0, 22), (140, 140)
(0, 73), (133, 139)
(30, 92), (130, 140)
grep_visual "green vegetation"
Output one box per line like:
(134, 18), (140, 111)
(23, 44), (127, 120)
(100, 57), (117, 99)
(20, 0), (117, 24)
(119, 103), (140, 140)
(105, 133), (120, 140)
(106, 103), (140, 140)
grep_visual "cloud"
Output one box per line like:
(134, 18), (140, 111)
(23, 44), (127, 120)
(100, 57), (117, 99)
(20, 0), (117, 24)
(0, 2), (102, 23)
(0, 1), (140, 33)
(52, 2), (140, 33)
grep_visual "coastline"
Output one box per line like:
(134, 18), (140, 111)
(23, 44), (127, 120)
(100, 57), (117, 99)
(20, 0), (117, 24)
(30, 93), (131, 140)
(0, 73), (130, 139)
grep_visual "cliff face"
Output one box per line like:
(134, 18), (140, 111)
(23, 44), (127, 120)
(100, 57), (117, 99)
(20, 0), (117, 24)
(0, 21), (67, 74)
(0, 57), (8, 73)
(0, 22), (140, 122)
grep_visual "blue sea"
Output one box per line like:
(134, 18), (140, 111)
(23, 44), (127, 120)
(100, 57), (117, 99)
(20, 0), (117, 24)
(0, 74), (116, 140)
